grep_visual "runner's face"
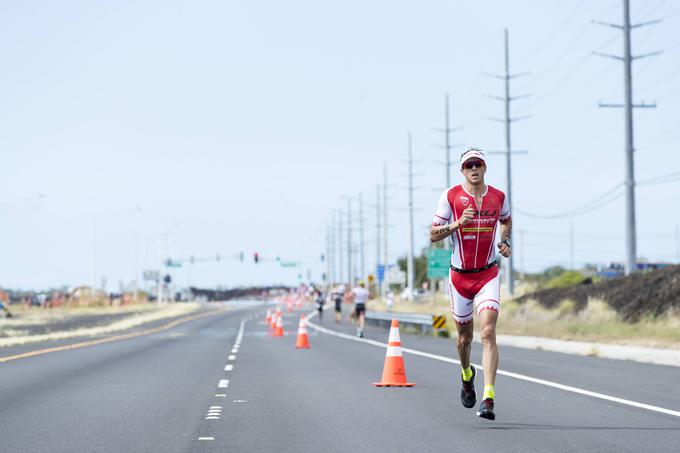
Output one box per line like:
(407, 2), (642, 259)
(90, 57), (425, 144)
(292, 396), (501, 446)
(461, 159), (486, 184)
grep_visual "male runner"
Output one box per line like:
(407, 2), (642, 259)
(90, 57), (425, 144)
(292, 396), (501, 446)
(349, 280), (369, 338)
(332, 285), (344, 323)
(430, 148), (511, 421)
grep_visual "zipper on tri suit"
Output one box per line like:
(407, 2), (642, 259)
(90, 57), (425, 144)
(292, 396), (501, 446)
(472, 195), (482, 268)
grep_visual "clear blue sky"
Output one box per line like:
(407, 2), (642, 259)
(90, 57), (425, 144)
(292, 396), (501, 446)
(1, 0), (679, 291)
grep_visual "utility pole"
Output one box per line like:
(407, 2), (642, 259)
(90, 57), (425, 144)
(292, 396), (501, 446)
(445, 94), (451, 187)
(432, 94), (463, 192)
(407, 133), (415, 297)
(347, 198), (353, 285)
(358, 193), (365, 282)
(337, 209), (344, 284)
(486, 29), (529, 296)
(325, 225), (331, 286)
(595, 0), (660, 276)
(376, 183), (382, 295)
(383, 163), (389, 287)
(329, 214), (336, 284)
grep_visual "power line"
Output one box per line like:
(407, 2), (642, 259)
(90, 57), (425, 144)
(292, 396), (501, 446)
(638, 170), (680, 186)
(515, 183), (624, 219)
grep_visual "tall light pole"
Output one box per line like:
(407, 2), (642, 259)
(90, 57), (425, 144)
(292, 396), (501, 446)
(383, 163), (389, 289)
(347, 198), (353, 285)
(595, 0), (659, 275)
(486, 29), (529, 296)
(358, 193), (365, 282)
(407, 133), (415, 296)
(376, 183), (381, 295)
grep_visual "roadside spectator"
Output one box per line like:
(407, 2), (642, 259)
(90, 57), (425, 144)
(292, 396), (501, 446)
(386, 290), (394, 312)
(0, 299), (12, 318)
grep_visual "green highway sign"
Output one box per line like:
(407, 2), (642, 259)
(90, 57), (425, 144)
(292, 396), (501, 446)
(427, 248), (450, 279)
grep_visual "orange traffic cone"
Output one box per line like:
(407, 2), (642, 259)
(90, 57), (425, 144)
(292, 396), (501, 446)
(273, 314), (285, 337)
(271, 307), (280, 330)
(295, 315), (310, 349)
(373, 320), (415, 387)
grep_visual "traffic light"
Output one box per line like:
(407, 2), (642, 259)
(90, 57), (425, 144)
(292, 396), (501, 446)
(320, 254), (325, 262)
(239, 252), (244, 263)
(216, 253), (221, 262)
(254, 252), (259, 264)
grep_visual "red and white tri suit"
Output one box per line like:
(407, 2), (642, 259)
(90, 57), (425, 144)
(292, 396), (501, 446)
(432, 184), (510, 324)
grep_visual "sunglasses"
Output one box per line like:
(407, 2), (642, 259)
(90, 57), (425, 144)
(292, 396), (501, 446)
(463, 160), (484, 170)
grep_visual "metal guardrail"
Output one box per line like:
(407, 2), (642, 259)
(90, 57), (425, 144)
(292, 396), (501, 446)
(365, 311), (436, 336)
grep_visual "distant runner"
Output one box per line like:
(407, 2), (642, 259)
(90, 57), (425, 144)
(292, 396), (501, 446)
(430, 148), (511, 421)
(315, 289), (326, 320)
(332, 285), (345, 323)
(349, 280), (369, 338)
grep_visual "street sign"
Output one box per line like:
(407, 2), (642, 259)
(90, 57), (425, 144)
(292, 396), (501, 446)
(377, 264), (385, 282)
(385, 266), (406, 285)
(143, 270), (160, 281)
(428, 248), (450, 279)
(280, 262), (298, 268)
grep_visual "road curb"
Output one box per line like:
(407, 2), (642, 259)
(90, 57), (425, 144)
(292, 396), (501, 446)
(488, 334), (680, 367)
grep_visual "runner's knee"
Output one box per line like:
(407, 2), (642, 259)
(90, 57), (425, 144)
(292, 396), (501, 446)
(480, 324), (496, 345)
(457, 331), (473, 347)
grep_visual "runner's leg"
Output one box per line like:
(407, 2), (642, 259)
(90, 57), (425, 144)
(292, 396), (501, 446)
(479, 309), (498, 388)
(456, 321), (474, 368)
(449, 271), (475, 367)
(473, 268), (501, 401)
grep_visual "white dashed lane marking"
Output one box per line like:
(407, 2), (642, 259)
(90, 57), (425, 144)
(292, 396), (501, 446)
(204, 406), (222, 420)
(225, 364), (234, 371)
(228, 355), (236, 360)
(218, 379), (229, 388)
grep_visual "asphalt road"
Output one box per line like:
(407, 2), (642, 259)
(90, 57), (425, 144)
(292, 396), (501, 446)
(1, 301), (679, 453)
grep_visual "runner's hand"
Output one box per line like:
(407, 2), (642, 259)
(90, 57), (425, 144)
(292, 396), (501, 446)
(497, 241), (511, 258)
(459, 205), (475, 226)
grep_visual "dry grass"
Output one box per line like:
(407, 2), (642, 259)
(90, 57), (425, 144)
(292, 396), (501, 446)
(1, 303), (164, 327)
(0, 303), (201, 348)
(367, 294), (680, 349)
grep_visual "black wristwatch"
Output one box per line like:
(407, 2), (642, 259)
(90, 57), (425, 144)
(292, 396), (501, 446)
(501, 239), (511, 247)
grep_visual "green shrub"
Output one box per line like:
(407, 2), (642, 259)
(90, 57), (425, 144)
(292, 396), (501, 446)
(546, 271), (585, 289)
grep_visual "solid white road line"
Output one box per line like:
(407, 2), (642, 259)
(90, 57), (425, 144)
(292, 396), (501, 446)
(305, 314), (680, 419)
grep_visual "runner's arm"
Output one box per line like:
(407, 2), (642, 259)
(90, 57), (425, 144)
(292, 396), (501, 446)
(430, 190), (455, 243)
(498, 218), (512, 257)
(430, 222), (460, 243)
